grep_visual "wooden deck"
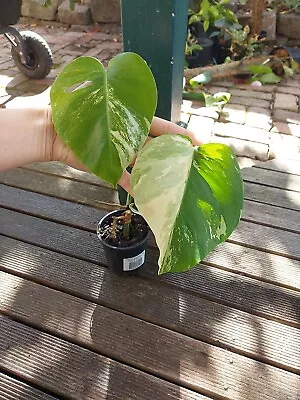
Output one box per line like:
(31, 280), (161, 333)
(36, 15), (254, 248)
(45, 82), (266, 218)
(0, 158), (299, 400)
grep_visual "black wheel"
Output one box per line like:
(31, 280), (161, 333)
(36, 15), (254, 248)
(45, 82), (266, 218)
(11, 31), (53, 79)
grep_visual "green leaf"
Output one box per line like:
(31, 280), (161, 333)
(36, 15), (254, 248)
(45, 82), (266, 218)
(190, 71), (212, 87)
(50, 54), (157, 186)
(188, 14), (200, 25)
(257, 72), (281, 84)
(203, 19), (210, 32)
(291, 59), (299, 72)
(204, 92), (231, 107)
(214, 18), (226, 29)
(69, 0), (75, 11)
(283, 65), (294, 78)
(131, 136), (244, 274)
(182, 91), (206, 102)
(246, 64), (273, 75)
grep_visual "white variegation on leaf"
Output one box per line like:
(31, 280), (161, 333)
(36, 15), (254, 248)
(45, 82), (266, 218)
(50, 53), (157, 186)
(131, 135), (244, 274)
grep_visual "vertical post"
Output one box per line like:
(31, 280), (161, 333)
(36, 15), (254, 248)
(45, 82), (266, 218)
(121, 0), (189, 122)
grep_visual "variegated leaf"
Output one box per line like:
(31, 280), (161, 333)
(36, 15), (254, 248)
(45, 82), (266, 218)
(131, 135), (244, 274)
(50, 53), (157, 186)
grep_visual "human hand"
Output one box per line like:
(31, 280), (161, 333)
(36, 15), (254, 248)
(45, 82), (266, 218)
(51, 115), (200, 193)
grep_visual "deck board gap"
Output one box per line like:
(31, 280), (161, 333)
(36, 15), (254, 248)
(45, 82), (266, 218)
(252, 165), (300, 177)
(201, 261), (300, 293)
(244, 197), (300, 213)
(227, 239), (300, 262)
(243, 179), (300, 194)
(0, 367), (68, 400)
(0, 182), (120, 210)
(0, 204), (96, 233)
(20, 166), (115, 192)
(240, 217), (300, 235)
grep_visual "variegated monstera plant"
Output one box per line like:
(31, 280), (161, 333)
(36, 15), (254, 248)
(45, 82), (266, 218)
(50, 53), (244, 275)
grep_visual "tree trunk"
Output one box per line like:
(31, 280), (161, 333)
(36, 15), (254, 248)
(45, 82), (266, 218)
(250, 0), (266, 35)
(184, 56), (271, 82)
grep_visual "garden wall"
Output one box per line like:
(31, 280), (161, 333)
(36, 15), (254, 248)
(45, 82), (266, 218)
(21, 0), (121, 25)
(20, 1), (300, 43)
(20, 0), (208, 25)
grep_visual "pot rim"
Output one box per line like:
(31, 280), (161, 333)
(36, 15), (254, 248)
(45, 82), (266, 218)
(97, 209), (150, 250)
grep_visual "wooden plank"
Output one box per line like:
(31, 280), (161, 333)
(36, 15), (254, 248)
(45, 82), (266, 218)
(0, 168), (119, 208)
(2, 204), (299, 272)
(0, 372), (58, 400)
(1, 274), (299, 399)
(0, 316), (207, 400)
(2, 166), (300, 214)
(0, 183), (106, 232)
(23, 162), (111, 188)
(0, 207), (103, 264)
(1, 185), (300, 291)
(1, 233), (300, 359)
(122, 0), (188, 122)
(243, 199), (300, 233)
(205, 241), (300, 291)
(242, 168), (300, 192)
(254, 159), (300, 176)
(244, 182), (300, 211)
(230, 220), (300, 260)
(2, 184), (300, 239)
(0, 210), (299, 327)
(1, 271), (300, 375)
(148, 262), (300, 329)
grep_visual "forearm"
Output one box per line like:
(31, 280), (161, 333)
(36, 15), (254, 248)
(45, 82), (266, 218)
(0, 107), (54, 172)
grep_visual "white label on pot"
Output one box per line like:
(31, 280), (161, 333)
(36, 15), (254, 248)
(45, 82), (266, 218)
(123, 251), (146, 271)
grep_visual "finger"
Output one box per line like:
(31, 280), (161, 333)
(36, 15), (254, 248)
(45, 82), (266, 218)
(150, 116), (203, 146)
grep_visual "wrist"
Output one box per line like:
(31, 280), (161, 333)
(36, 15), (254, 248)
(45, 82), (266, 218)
(42, 106), (57, 163)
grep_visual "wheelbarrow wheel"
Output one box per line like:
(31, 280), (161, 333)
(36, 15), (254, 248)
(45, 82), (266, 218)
(11, 31), (53, 79)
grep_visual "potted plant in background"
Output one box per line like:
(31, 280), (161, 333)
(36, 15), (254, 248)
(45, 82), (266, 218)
(187, 0), (241, 65)
(50, 53), (243, 276)
(185, 32), (214, 68)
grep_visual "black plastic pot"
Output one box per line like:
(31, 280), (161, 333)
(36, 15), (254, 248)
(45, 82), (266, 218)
(186, 37), (213, 68)
(97, 209), (150, 276)
(0, 0), (22, 26)
(189, 21), (215, 39)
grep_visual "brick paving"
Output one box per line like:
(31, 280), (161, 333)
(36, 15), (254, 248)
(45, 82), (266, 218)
(184, 77), (300, 160)
(0, 21), (300, 161)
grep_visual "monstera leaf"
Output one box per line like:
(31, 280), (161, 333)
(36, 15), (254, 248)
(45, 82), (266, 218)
(50, 54), (157, 186)
(131, 136), (243, 274)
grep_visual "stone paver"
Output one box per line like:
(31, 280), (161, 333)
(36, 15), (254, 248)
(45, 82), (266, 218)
(222, 104), (247, 125)
(274, 93), (298, 112)
(0, 22), (300, 161)
(271, 121), (300, 138)
(182, 100), (219, 120)
(269, 133), (300, 159)
(277, 86), (300, 96)
(230, 96), (270, 109)
(229, 88), (273, 101)
(245, 107), (272, 131)
(188, 115), (215, 143)
(273, 109), (300, 125)
(213, 122), (270, 145)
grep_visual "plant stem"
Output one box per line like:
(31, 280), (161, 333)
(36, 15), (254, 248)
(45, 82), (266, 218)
(123, 210), (132, 240)
(126, 193), (133, 207)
